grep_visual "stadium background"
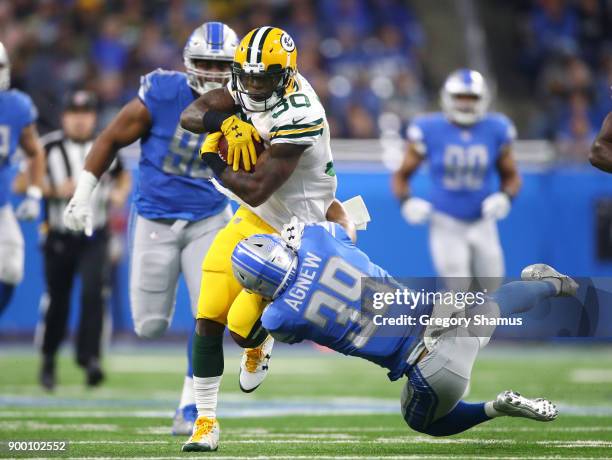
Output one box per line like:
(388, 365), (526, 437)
(1, 2), (612, 459)
(1, 0), (612, 336)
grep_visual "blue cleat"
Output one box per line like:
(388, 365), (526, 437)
(172, 403), (197, 436)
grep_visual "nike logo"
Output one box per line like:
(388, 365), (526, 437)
(292, 116), (306, 125)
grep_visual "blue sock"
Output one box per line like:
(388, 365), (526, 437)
(186, 326), (194, 377)
(0, 282), (15, 316)
(425, 401), (491, 436)
(492, 280), (556, 315)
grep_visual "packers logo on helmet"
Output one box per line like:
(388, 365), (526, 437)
(232, 27), (298, 112)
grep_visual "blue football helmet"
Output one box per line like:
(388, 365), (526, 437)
(183, 22), (238, 95)
(231, 234), (297, 300)
(440, 69), (490, 125)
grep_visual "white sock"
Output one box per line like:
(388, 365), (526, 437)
(178, 376), (195, 409)
(193, 376), (222, 419)
(484, 401), (503, 418)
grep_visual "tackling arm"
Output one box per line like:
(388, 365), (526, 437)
(497, 146), (521, 198)
(18, 124), (45, 191)
(590, 113), (612, 173)
(391, 145), (423, 201)
(326, 199), (357, 243)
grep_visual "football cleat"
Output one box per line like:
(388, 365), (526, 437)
(493, 390), (558, 421)
(239, 335), (274, 393)
(181, 416), (220, 452)
(521, 264), (578, 296)
(171, 403), (197, 436)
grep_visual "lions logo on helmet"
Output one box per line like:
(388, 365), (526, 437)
(0, 42), (10, 91)
(183, 22), (239, 95)
(231, 234), (297, 300)
(440, 69), (491, 125)
(232, 27), (298, 112)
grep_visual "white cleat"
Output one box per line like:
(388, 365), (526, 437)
(493, 390), (558, 421)
(181, 416), (219, 452)
(521, 263), (578, 296)
(239, 335), (274, 393)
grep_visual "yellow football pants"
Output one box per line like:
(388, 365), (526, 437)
(196, 206), (277, 338)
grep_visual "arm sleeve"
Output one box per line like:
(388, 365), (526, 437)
(269, 96), (325, 146)
(498, 115), (517, 149)
(406, 120), (426, 156)
(261, 305), (303, 344)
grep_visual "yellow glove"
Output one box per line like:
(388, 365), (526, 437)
(220, 115), (261, 172)
(199, 131), (223, 159)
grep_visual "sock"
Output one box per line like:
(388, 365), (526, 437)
(178, 328), (196, 408)
(192, 334), (224, 419)
(179, 376), (195, 409)
(492, 281), (557, 315)
(0, 282), (15, 316)
(484, 401), (503, 418)
(192, 334), (224, 377)
(193, 376), (222, 418)
(425, 401), (491, 436)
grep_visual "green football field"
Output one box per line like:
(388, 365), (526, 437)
(1, 343), (611, 459)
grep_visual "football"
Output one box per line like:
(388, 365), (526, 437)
(218, 134), (266, 171)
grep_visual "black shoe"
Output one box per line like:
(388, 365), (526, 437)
(40, 355), (55, 391)
(85, 359), (104, 387)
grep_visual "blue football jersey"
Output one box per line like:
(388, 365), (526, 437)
(0, 89), (38, 207)
(262, 223), (428, 381)
(136, 69), (228, 220)
(408, 112), (516, 220)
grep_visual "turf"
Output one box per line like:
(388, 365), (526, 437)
(0, 343), (611, 459)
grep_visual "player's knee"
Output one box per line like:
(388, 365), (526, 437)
(134, 317), (169, 339)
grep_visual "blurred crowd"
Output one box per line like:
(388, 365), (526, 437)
(516, 0), (612, 160)
(2, 0), (611, 155)
(1, 0), (427, 139)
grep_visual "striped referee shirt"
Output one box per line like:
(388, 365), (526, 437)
(42, 130), (123, 233)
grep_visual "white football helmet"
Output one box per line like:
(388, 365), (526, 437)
(0, 42), (10, 91)
(183, 22), (238, 95)
(440, 69), (490, 125)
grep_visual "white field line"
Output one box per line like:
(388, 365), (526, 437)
(5, 456), (610, 460)
(570, 369), (612, 383)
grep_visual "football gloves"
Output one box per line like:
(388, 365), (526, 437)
(220, 115), (261, 172)
(482, 192), (511, 220)
(199, 131), (223, 158)
(63, 170), (98, 236)
(401, 197), (432, 225)
(15, 186), (42, 221)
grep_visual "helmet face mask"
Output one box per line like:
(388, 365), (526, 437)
(231, 234), (298, 300)
(440, 69), (490, 125)
(0, 42), (10, 91)
(183, 22), (238, 95)
(232, 27), (297, 112)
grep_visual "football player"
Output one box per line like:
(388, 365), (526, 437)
(392, 69), (521, 291)
(231, 221), (576, 438)
(63, 22), (238, 435)
(179, 27), (344, 451)
(590, 112), (612, 172)
(0, 41), (45, 315)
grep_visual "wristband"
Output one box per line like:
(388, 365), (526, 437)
(26, 185), (43, 200)
(202, 111), (233, 133)
(201, 153), (228, 177)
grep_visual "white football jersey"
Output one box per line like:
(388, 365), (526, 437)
(222, 73), (337, 231)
